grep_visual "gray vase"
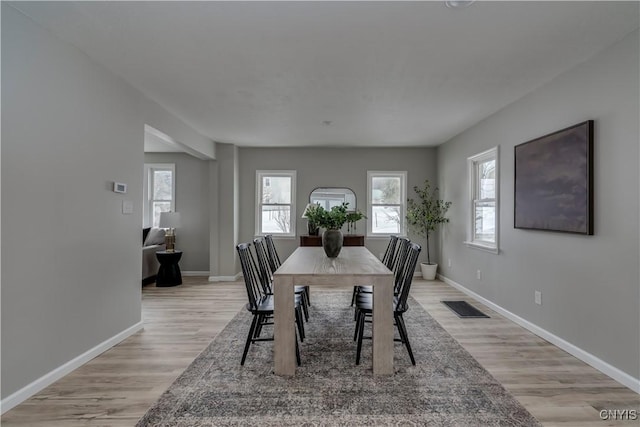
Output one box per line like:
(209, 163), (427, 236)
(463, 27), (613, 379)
(322, 229), (344, 258)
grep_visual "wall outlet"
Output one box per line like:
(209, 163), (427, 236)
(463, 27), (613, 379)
(535, 291), (542, 305)
(448, 258), (452, 268)
(476, 269), (482, 280)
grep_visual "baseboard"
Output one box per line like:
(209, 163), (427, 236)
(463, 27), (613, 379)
(182, 271), (209, 277)
(208, 272), (242, 282)
(1, 321), (144, 414)
(437, 273), (640, 394)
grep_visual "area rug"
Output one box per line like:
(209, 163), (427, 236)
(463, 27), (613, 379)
(136, 291), (540, 426)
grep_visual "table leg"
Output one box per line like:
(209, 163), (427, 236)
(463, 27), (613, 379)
(372, 276), (394, 375)
(274, 275), (296, 376)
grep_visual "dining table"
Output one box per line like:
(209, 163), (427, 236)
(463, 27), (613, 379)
(273, 246), (394, 376)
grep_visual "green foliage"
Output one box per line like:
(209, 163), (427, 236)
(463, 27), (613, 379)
(346, 209), (367, 233)
(317, 202), (350, 230)
(406, 180), (451, 264)
(303, 203), (324, 228)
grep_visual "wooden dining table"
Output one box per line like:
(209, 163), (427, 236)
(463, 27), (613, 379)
(273, 246), (394, 376)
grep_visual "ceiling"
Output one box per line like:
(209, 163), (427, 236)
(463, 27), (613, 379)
(10, 1), (639, 148)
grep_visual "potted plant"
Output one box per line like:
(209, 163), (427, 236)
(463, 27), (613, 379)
(317, 202), (349, 258)
(345, 209), (367, 234)
(302, 203), (324, 236)
(406, 180), (452, 280)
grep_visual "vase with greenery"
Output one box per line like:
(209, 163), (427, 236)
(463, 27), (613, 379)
(302, 203), (324, 236)
(406, 180), (451, 279)
(317, 202), (349, 258)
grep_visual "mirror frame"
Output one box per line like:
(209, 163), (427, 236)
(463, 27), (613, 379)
(309, 187), (357, 211)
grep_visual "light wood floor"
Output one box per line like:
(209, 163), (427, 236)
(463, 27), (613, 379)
(2, 277), (638, 426)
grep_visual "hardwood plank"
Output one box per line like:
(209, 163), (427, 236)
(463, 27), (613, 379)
(2, 277), (638, 426)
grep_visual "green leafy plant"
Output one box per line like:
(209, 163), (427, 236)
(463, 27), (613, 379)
(303, 203), (324, 235)
(406, 180), (452, 265)
(346, 209), (367, 234)
(317, 202), (349, 230)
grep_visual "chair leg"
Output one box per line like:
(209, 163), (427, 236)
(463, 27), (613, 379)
(350, 286), (358, 306)
(396, 314), (416, 365)
(300, 292), (310, 321)
(305, 286), (311, 306)
(241, 314), (259, 365)
(295, 307), (305, 342)
(295, 330), (301, 366)
(353, 309), (362, 341)
(355, 312), (366, 365)
(254, 314), (264, 338)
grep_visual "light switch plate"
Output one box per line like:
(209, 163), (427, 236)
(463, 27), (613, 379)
(122, 200), (134, 215)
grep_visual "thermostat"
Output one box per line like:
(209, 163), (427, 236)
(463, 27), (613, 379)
(113, 182), (127, 193)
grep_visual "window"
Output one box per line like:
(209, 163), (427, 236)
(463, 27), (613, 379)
(256, 170), (296, 236)
(466, 147), (499, 253)
(367, 171), (407, 236)
(143, 163), (175, 228)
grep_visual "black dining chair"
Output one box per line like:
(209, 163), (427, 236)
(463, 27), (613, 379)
(350, 235), (399, 306)
(352, 236), (409, 308)
(236, 242), (303, 366)
(254, 236), (310, 322)
(264, 234), (311, 307)
(354, 242), (422, 365)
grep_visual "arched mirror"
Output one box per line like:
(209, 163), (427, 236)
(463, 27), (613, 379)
(309, 187), (356, 211)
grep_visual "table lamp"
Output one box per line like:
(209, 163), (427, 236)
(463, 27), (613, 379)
(159, 211), (182, 252)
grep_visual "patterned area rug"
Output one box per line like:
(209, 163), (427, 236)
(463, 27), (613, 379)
(136, 291), (540, 426)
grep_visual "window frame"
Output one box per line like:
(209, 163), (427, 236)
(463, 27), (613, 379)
(465, 147), (499, 253)
(255, 170), (297, 237)
(367, 171), (407, 237)
(143, 163), (176, 228)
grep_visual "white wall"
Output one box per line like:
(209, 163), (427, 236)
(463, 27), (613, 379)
(1, 4), (213, 405)
(437, 30), (639, 383)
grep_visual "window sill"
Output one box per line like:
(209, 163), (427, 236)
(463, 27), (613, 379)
(464, 241), (499, 254)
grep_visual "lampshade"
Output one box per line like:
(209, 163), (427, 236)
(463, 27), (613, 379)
(159, 211), (182, 229)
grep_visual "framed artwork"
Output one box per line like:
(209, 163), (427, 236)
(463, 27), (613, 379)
(514, 120), (594, 235)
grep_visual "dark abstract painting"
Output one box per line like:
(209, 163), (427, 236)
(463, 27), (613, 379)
(514, 120), (593, 235)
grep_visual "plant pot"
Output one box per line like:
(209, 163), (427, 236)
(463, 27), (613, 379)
(308, 222), (319, 236)
(420, 262), (438, 280)
(322, 229), (343, 258)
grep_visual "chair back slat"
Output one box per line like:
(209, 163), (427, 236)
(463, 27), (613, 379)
(395, 243), (422, 312)
(381, 235), (399, 269)
(264, 234), (282, 271)
(392, 237), (411, 294)
(253, 237), (274, 294)
(236, 242), (266, 310)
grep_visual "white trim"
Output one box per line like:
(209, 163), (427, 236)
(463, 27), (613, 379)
(1, 321), (144, 414)
(208, 273), (242, 282)
(467, 147), (499, 251)
(366, 170), (407, 237)
(182, 271), (210, 277)
(255, 170), (297, 237)
(437, 273), (640, 394)
(463, 240), (500, 254)
(144, 163), (176, 228)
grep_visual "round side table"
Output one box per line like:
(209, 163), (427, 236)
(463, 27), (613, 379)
(155, 250), (183, 287)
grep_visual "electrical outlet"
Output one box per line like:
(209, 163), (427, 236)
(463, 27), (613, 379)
(535, 291), (542, 305)
(476, 269), (482, 280)
(448, 258), (452, 268)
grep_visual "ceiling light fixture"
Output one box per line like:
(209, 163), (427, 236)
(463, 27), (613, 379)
(444, 0), (476, 9)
